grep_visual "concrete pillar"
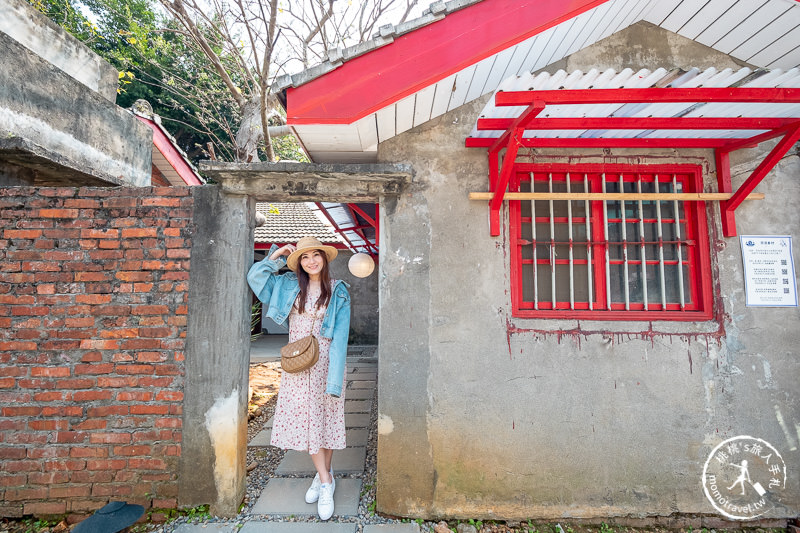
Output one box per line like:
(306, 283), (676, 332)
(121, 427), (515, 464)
(180, 186), (254, 516)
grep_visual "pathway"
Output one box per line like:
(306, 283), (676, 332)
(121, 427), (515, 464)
(169, 347), (417, 533)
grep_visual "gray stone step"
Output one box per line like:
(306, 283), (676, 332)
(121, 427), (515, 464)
(276, 447), (366, 475)
(348, 380), (376, 389)
(250, 478), (361, 517)
(344, 389), (373, 400)
(241, 523), (357, 533)
(345, 400), (371, 413)
(249, 428), (273, 447)
(345, 413), (370, 428)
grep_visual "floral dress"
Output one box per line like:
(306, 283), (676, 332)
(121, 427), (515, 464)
(270, 282), (347, 454)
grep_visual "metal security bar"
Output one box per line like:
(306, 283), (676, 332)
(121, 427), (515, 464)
(509, 164), (712, 321)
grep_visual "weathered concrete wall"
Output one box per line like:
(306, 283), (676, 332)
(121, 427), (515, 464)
(0, 10), (151, 187)
(329, 250), (379, 344)
(0, 0), (118, 101)
(374, 28), (799, 522)
(181, 187), (254, 516)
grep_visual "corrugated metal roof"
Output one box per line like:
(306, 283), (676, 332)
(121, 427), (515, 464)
(469, 66), (800, 142)
(254, 202), (343, 245)
(280, 0), (800, 163)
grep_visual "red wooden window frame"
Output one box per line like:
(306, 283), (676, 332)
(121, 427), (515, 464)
(509, 164), (713, 321)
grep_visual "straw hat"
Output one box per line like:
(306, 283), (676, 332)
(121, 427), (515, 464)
(286, 236), (338, 272)
(73, 501), (144, 533)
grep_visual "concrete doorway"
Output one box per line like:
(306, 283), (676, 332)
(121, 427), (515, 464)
(179, 162), (410, 516)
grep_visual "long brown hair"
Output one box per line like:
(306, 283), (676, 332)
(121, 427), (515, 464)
(295, 249), (332, 314)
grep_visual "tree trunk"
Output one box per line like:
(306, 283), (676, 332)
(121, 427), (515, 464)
(235, 96), (263, 162)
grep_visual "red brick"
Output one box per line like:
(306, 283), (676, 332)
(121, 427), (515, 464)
(70, 447), (108, 458)
(98, 328), (138, 339)
(155, 364), (181, 376)
(86, 459), (127, 470)
(73, 363), (114, 375)
(0, 420), (26, 431)
(43, 458), (86, 472)
(2, 406), (42, 416)
(87, 405), (129, 417)
(0, 341), (37, 350)
(36, 284), (55, 294)
(138, 377), (174, 387)
(23, 501), (67, 515)
(33, 391), (66, 402)
(131, 305), (169, 315)
(72, 419), (108, 431)
(0, 447), (26, 459)
(69, 471), (114, 484)
(63, 198), (100, 209)
(39, 208), (79, 218)
(71, 390), (113, 401)
(80, 229), (119, 239)
(154, 418), (182, 429)
(4, 229), (43, 239)
(79, 339), (120, 350)
(75, 294), (112, 305)
(133, 283), (154, 292)
(55, 431), (88, 443)
(4, 433), (48, 445)
(116, 391), (153, 402)
(27, 447), (69, 459)
(66, 317), (95, 328)
(28, 471), (70, 484)
(41, 406), (83, 417)
(113, 445), (152, 456)
(28, 419), (68, 431)
(96, 376), (138, 388)
(136, 351), (166, 362)
(31, 366), (70, 378)
(130, 405), (168, 415)
(49, 484), (91, 498)
(0, 474), (27, 487)
(54, 378), (95, 389)
(6, 487), (49, 501)
(119, 338), (160, 349)
(156, 391), (183, 402)
(74, 272), (111, 282)
(89, 432), (132, 444)
(80, 351), (103, 362)
(128, 457), (167, 470)
(0, 377), (15, 388)
(3, 460), (41, 472)
(115, 364), (155, 375)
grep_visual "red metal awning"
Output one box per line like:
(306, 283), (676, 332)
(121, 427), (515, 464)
(466, 67), (800, 237)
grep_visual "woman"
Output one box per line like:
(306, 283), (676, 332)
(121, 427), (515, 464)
(247, 236), (351, 521)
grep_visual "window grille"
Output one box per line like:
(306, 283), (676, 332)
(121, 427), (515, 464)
(509, 164), (713, 320)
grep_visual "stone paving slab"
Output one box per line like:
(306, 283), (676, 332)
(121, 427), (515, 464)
(250, 478), (361, 517)
(240, 522), (357, 533)
(364, 525), (421, 533)
(344, 389), (373, 400)
(249, 428), (272, 447)
(276, 447), (366, 475)
(172, 523), (237, 533)
(345, 413), (370, 428)
(344, 400), (371, 413)
(349, 380), (376, 389)
(346, 428), (368, 447)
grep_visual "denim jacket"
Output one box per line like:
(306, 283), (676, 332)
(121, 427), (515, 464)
(247, 245), (351, 397)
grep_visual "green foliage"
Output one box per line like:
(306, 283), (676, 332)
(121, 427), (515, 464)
(183, 504), (211, 524)
(28, 0), (240, 162)
(270, 132), (309, 163)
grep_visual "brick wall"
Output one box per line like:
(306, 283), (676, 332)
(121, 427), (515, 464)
(0, 186), (193, 519)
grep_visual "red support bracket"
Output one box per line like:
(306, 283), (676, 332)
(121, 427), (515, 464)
(719, 125), (800, 237)
(487, 101), (545, 236)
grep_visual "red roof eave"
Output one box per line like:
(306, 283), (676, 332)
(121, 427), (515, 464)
(285, 0), (612, 125)
(136, 115), (203, 186)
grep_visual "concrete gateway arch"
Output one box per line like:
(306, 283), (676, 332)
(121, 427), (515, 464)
(180, 162), (410, 515)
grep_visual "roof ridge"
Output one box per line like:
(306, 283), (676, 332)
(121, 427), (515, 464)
(272, 0), (484, 93)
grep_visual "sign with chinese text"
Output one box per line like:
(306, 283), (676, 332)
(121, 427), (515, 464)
(740, 235), (797, 307)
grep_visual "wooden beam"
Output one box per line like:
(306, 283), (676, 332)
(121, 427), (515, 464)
(469, 192), (765, 201)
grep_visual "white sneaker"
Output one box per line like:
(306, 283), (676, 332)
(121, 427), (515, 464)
(317, 482), (334, 520)
(305, 473), (321, 504)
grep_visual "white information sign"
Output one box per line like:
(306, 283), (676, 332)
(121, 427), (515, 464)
(740, 235), (797, 307)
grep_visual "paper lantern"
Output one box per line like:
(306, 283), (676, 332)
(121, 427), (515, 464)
(348, 253), (375, 278)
